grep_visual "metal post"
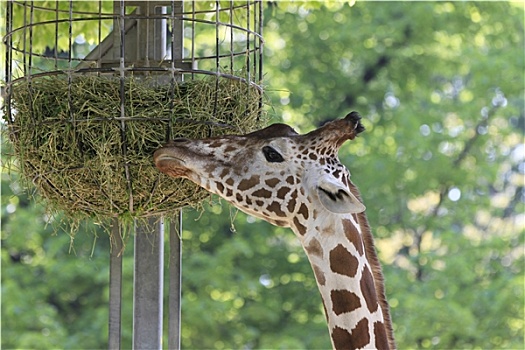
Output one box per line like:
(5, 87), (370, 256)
(131, 2), (168, 349)
(169, 212), (183, 349)
(169, 2), (184, 349)
(106, 2), (184, 348)
(109, 218), (123, 350)
(133, 217), (164, 349)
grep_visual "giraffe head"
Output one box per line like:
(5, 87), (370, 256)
(154, 112), (366, 234)
(154, 111), (395, 349)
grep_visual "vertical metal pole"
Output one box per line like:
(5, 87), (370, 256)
(168, 212), (183, 349)
(109, 218), (123, 350)
(110, 3), (129, 350)
(4, 0), (14, 124)
(169, 3), (184, 349)
(257, 0), (264, 84)
(133, 217), (164, 349)
(131, 2), (168, 349)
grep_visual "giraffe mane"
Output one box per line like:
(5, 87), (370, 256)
(245, 123), (299, 138)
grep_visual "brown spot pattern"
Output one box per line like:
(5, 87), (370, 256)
(350, 319), (370, 349)
(293, 217), (307, 235)
(298, 203), (309, 220)
(252, 188), (272, 198)
(224, 145), (236, 153)
(330, 289), (361, 316)
(312, 265), (326, 286)
(342, 174), (349, 187)
(265, 178), (280, 188)
(329, 244), (359, 277)
(287, 194), (297, 213)
(277, 186), (291, 200)
(219, 168), (230, 179)
(360, 266), (379, 313)
(342, 219), (364, 256)
(273, 220), (287, 227)
(267, 201), (286, 217)
(238, 176), (260, 191)
(373, 321), (389, 349)
(323, 223), (335, 235)
(331, 326), (353, 350)
(306, 238), (323, 257)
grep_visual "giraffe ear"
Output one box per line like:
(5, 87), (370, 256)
(316, 176), (366, 214)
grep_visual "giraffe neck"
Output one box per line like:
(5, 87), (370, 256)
(296, 213), (391, 349)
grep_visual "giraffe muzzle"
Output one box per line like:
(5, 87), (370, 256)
(153, 147), (190, 178)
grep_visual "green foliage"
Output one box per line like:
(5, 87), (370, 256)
(1, 173), (112, 349)
(2, 1), (524, 350)
(262, 2), (523, 348)
(178, 203), (331, 349)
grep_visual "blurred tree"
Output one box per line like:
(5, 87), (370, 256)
(1, 173), (113, 349)
(263, 1), (524, 348)
(2, 1), (523, 349)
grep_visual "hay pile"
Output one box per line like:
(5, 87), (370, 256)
(6, 75), (265, 222)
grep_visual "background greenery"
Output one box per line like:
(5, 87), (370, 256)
(2, 1), (524, 349)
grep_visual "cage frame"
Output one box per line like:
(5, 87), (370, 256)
(2, 1), (264, 348)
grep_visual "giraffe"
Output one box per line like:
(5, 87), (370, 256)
(154, 111), (395, 349)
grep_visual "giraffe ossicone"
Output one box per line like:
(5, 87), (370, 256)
(154, 111), (396, 350)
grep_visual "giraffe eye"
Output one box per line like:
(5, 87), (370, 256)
(262, 146), (284, 163)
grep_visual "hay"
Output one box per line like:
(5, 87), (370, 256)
(6, 75), (265, 223)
